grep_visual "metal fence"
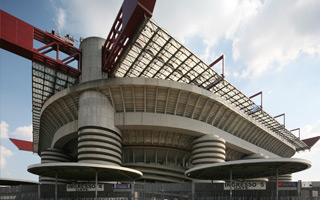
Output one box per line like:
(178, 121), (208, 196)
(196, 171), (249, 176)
(0, 182), (319, 200)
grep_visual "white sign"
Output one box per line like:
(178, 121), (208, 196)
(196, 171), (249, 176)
(302, 182), (312, 188)
(224, 182), (266, 190)
(67, 183), (104, 192)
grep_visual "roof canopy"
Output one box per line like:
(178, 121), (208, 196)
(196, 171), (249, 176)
(185, 158), (311, 180)
(114, 18), (309, 151)
(28, 162), (143, 181)
(0, 178), (38, 186)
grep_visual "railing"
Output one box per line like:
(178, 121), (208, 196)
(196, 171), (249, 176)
(0, 183), (319, 200)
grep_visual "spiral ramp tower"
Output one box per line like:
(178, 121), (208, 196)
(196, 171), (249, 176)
(191, 135), (226, 166)
(241, 153), (269, 182)
(269, 174), (293, 182)
(39, 148), (72, 184)
(77, 90), (123, 166)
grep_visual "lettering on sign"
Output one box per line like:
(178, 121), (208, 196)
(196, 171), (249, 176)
(113, 183), (131, 189)
(66, 183), (104, 192)
(278, 182), (297, 187)
(224, 182), (266, 190)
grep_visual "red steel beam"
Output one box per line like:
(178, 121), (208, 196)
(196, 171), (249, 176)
(0, 10), (81, 78)
(9, 138), (33, 152)
(102, 0), (156, 75)
(274, 113), (285, 127)
(209, 55), (225, 78)
(302, 136), (320, 149)
(249, 91), (263, 109)
(290, 128), (300, 139)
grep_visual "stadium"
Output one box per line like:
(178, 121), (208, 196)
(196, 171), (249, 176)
(1, 0), (319, 199)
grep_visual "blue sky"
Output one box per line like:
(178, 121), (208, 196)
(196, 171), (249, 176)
(1, 0), (320, 182)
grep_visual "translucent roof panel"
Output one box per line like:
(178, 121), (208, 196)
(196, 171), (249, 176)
(114, 19), (309, 152)
(32, 62), (77, 152)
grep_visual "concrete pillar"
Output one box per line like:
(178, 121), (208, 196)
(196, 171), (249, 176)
(78, 90), (122, 166)
(79, 37), (107, 83)
(41, 148), (72, 163)
(40, 148), (72, 184)
(298, 180), (302, 196)
(191, 182), (195, 200)
(242, 153), (269, 182)
(78, 37), (122, 166)
(191, 135), (226, 166)
(269, 173), (292, 182)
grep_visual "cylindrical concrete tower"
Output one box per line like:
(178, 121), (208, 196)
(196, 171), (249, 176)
(78, 37), (122, 166)
(79, 37), (107, 83)
(40, 148), (72, 184)
(269, 174), (292, 182)
(242, 153), (269, 182)
(191, 135), (226, 166)
(78, 90), (122, 165)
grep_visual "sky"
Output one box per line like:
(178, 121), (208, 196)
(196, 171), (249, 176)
(0, 0), (320, 182)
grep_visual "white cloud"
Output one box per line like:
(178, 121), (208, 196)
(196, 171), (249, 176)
(0, 121), (9, 139)
(51, 0), (122, 38)
(50, 0), (320, 77)
(0, 121), (32, 141)
(233, 71), (239, 78)
(153, 0), (261, 63)
(0, 146), (13, 169)
(293, 145), (320, 181)
(155, 0), (261, 43)
(11, 124), (33, 141)
(301, 120), (320, 139)
(0, 121), (32, 169)
(293, 120), (320, 181)
(50, 0), (261, 61)
(232, 0), (320, 76)
(56, 8), (66, 31)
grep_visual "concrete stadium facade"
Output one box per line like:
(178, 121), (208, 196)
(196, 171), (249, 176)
(34, 34), (308, 183)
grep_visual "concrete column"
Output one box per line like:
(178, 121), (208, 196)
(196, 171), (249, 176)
(269, 173), (292, 182)
(191, 135), (226, 166)
(55, 172), (58, 200)
(276, 168), (279, 200)
(78, 90), (122, 166)
(41, 148), (72, 163)
(242, 153), (269, 182)
(298, 180), (302, 196)
(39, 148), (71, 184)
(191, 182), (195, 200)
(78, 37), (122, 166)
(79, 37), (107, 83)
(131, 183), (135, 200)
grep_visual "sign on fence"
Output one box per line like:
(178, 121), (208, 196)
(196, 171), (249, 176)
(278, 182), (297, 187)
(224, 182), (266, 190)
(113, 183), (131, 189)
(66, 183), (104, 192)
